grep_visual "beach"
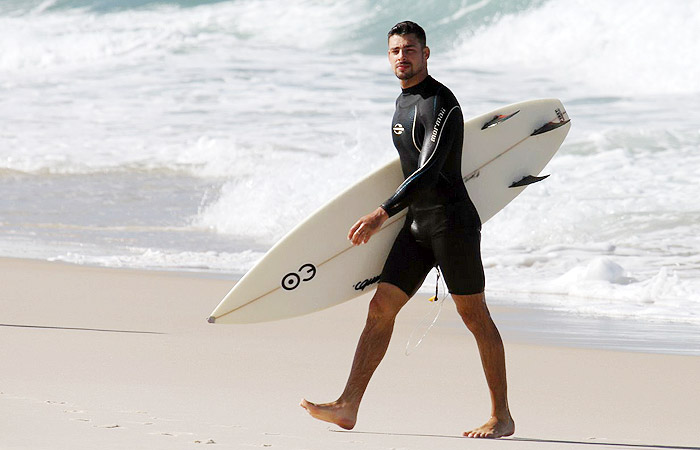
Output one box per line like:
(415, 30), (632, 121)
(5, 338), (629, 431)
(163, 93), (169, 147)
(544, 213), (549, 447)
(2, 2), (700, 449)
(2, 257), (698, 450)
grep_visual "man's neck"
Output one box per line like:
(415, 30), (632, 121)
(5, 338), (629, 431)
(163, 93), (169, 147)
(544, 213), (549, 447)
(400, 71), (429, 89)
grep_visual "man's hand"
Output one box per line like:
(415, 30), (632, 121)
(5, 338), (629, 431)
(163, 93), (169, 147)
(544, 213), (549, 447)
(348, 207), (389, 246)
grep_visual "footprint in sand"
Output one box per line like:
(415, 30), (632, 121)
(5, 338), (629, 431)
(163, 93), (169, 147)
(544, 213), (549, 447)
(69, 418), (91, 423)
(94, 424), (122, 429)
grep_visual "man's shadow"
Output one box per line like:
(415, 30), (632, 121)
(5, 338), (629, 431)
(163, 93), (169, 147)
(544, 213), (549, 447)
(331, 430), (700, 450)
(0, 323), (164, 334)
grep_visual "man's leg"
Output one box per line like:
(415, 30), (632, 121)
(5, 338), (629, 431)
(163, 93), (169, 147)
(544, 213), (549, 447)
(453, 292), (514, 439)
(300, 282), (410, 429)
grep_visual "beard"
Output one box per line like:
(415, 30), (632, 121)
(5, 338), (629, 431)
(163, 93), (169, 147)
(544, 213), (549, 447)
(394, 65), (415, 80)
(394, 60), (426, 81)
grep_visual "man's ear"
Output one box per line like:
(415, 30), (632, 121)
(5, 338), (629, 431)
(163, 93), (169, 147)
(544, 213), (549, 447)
(424, 46), (430, 60)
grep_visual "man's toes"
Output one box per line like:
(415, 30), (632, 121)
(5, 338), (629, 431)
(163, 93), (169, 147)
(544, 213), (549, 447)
(463, 429), (493, 439)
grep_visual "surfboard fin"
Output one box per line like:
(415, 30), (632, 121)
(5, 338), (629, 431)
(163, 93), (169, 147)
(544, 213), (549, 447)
(531, 119), (570, 136)
(481, 110), (520, 130)
(509, 174), (549, 188)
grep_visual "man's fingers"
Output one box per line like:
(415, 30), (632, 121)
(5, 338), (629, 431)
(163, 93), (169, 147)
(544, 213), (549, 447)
(349, 224), (362, 245)
(348, 220), (362, 240)
(349, 210), (383, 245)
(350, 222), (370, 246)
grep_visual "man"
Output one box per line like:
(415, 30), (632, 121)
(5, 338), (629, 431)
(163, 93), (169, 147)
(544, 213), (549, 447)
(301, 21), (514, 439)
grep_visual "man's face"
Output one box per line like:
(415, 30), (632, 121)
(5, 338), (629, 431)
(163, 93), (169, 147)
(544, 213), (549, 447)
(388, 33), (429, 82)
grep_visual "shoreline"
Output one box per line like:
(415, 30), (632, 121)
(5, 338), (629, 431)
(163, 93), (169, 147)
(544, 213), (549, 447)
(471, 303), (700, 356)
(5, 256), (697, 356)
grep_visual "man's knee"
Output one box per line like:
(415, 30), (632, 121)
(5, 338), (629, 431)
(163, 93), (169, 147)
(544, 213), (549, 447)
(367, 283), (409, 320)
(453, 292), (489, 326)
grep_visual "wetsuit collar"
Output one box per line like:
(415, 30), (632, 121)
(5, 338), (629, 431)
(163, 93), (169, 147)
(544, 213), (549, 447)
(401, 75), (434, 95)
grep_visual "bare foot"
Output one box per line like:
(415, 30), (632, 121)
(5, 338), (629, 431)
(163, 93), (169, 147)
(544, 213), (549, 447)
(299, 399), (357, 430)
(463, 416), (515, 439)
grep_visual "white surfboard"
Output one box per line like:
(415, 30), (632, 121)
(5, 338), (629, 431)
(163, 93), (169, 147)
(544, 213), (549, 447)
(208, 99), (571, 324)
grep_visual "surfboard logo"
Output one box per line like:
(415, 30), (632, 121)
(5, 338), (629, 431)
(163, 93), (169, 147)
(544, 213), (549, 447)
(281, 263), (316, 291)
(555, 107), (568, 123)
(353, 275), (381, 291)
(393, 123), (404, 135)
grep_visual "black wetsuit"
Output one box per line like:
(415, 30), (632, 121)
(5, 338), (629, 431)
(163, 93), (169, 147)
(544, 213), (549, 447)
(379, 76), (485, 296)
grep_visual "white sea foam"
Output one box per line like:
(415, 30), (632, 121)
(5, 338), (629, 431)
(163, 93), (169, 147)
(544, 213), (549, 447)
(49, 248), (264, 274)
(450, 0), (700, 96)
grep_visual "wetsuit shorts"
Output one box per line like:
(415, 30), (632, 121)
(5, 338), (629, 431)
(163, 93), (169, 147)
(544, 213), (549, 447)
(380, 200), (485, 297)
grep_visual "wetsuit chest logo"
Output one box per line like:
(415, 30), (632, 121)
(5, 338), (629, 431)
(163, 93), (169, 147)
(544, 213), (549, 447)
(393, 123), (405, 135)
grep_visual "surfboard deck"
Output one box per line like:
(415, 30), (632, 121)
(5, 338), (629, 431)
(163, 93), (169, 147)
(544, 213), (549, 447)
(209, 99), (571, 324)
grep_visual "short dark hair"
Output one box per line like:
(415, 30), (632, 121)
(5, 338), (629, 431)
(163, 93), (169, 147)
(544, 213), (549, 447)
(387, 21), (426, 48)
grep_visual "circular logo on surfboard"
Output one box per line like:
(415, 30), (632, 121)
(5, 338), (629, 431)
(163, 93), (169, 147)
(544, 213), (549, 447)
(281, 263), (316, 291)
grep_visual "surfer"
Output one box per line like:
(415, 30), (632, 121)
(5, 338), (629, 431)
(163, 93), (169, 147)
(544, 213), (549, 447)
(301, 21), (514, 439)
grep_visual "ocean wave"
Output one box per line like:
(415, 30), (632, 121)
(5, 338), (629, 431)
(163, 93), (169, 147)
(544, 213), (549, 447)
(450, 0), (700, 96)
(1, 0), (551, 58)
(0, 0), (227, 15)
(48, 247), (263, 273)
(484, 260), (700, 325)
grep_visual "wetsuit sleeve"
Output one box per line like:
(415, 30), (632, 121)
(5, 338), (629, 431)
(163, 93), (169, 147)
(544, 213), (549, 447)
(380, 97), (462, 217)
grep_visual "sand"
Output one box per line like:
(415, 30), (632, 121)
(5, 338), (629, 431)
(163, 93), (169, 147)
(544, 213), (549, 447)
(1, 257), (699, 450)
